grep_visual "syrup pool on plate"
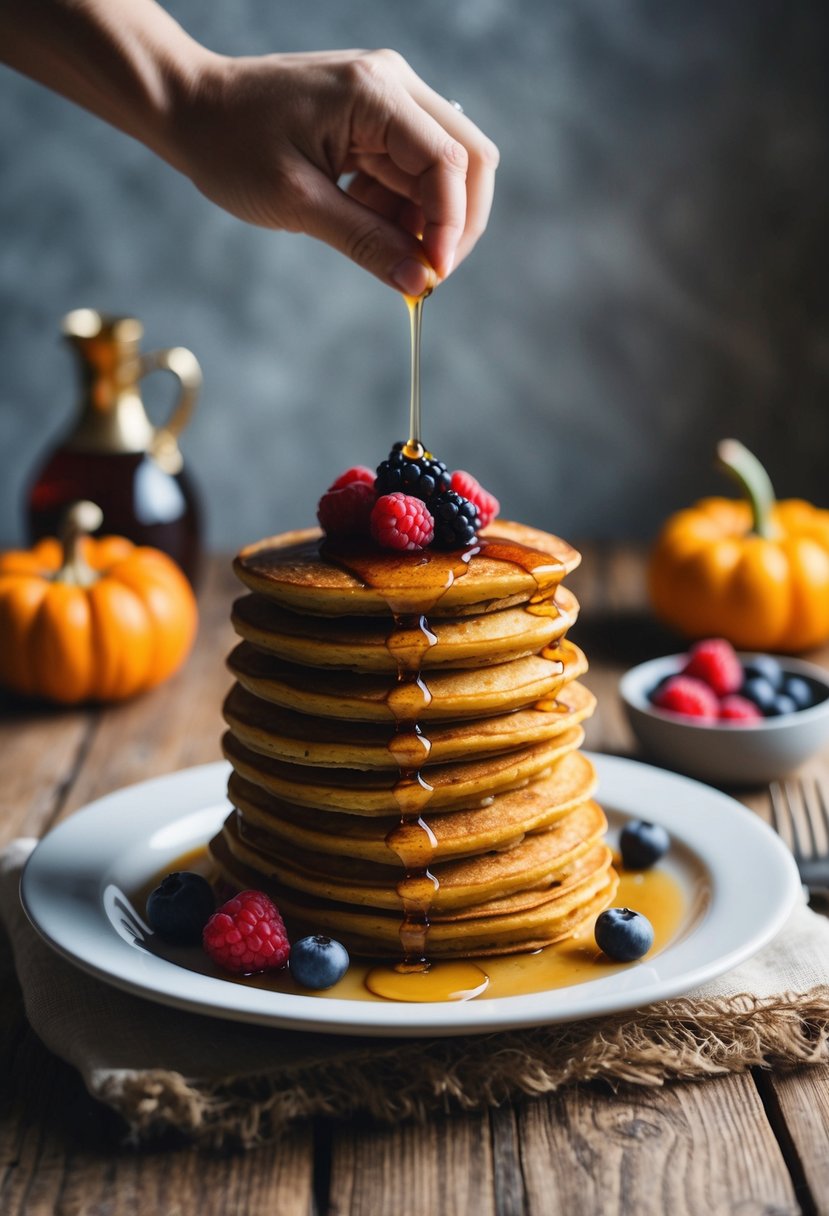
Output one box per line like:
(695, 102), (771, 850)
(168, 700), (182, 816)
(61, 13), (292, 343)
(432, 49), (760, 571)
(134, 847), (688, 1004)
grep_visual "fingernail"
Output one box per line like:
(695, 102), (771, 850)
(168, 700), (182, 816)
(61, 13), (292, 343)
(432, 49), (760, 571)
(443, 250), (455, 277)
(391, 258), (430, 297)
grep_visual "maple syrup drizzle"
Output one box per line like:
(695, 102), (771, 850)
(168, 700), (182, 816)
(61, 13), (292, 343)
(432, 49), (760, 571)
(384, 611), (439, 970)
(324, 545), (481, 970)
(317, 534), (577, 973)
(401, 291), (431, 460)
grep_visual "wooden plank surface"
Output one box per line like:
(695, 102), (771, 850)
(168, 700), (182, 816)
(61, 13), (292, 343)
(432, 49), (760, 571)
(514, 1077), (799, 1216)
(0, 550), (827, 1216)
(327, 1112), (496, 1216)
(758, 1068), (829, 1216)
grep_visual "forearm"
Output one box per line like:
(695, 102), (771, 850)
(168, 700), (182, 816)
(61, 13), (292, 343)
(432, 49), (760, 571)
(1, 7), (498, 287)
(0, 0), (209, 163)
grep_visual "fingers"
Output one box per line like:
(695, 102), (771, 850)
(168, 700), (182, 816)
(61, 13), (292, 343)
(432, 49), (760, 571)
(300, 166), (436, 295)
(380, 96), (469, 279)
(402, 79), (500, 269)
(347, 172), (424, 237)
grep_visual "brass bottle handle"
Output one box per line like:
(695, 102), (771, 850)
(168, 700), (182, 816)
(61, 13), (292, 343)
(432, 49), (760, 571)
(139, 346), (203, 475)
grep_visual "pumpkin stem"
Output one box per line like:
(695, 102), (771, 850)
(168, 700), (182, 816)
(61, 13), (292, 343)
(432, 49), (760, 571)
(716, 439), (776, 539)
(56, 501), (103, 587)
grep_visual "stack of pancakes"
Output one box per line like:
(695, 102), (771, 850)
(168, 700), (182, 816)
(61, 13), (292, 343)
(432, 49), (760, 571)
(209, 519), (618, 960)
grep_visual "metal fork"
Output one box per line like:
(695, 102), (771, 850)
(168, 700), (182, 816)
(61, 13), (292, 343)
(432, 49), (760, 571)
(769, 779), (829, 905)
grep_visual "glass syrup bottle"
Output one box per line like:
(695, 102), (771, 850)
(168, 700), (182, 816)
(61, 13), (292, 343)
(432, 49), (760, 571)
(26, 309), (203, 585)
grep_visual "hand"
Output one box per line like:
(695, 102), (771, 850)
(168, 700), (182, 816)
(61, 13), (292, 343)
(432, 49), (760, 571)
(167, 48), (500, 295)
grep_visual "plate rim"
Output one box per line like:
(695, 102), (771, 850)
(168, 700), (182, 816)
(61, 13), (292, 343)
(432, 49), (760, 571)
(20, 754), (802, 1037)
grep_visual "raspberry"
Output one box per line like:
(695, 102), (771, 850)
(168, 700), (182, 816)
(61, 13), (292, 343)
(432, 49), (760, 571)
(651, 675), (719, 720)
(370, 493), (434, 551)
(203, 889), (290, 975)
(317, 481), (374, 538)
(682, 638), (742, 696)
(450, 470), (500, 529)
(719, 694), (764, 723)
(431, 490), (480, 549)
(328, 465), (376, 492)
(375, 442), (451, 502)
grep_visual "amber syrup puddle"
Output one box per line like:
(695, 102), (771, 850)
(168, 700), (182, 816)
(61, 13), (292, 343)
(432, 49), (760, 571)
(134, 847), (691, 1003)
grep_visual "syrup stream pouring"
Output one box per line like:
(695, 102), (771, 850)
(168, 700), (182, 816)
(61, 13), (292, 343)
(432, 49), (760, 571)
(402, 280), (434, 461)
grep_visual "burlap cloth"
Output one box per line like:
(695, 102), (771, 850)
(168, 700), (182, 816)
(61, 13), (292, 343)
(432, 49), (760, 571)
(3, 839), (829, 1150)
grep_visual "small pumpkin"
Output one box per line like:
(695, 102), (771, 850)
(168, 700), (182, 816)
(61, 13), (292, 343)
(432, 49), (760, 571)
(649, 440), (829, 652)
(0, 501), (198, 703)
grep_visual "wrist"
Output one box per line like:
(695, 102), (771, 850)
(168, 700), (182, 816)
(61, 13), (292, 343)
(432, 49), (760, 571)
(138, 35), (225, 168)
(155, 47), (240, 174)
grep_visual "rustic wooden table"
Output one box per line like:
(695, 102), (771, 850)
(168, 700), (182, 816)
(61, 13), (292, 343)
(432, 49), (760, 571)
(2, 549), (828, 1216)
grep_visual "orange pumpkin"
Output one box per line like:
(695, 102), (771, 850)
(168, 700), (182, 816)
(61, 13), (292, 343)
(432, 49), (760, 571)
(649, 441), (829, 652)
(0, 502), (198, 703)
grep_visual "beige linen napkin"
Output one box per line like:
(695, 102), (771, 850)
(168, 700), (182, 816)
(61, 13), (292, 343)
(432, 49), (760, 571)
(3, 838), (828, 1149)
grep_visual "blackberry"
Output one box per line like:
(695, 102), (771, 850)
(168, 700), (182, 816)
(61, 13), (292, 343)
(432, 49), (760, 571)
(146, 872), (216, 945)
(431, 490), (480, 549)
(375, 442), (451, 503)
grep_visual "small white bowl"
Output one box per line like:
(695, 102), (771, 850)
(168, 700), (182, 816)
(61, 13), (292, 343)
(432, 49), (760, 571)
(619, 652), (829, 786)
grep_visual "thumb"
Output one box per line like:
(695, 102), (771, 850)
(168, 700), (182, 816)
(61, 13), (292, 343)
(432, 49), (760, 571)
(299, 169), (436, 296)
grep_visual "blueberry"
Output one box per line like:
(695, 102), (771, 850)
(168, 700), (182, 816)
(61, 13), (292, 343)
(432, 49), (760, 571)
(741, 675), (777, 714)
(742, 655), (783, 691)
(620, 820), (670, 870)
(595, 908), (655, 962)
(290, 935), (350, 990)
(767, 693), (798, 717)
(146, 871), (216, 944)
(783, 676), (814, 711)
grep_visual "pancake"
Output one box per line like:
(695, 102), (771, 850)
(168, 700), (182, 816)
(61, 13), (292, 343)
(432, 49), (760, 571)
(216, 800), (608, 912)
(215, 518), (613, 961)
(226, 749), (598, 863)
(233, 521), (580, 617)
(222, 727), (585, 815)
(222, 680), (597, 769)
(231, 586), (579, 672)
(209, 828), (619, 958)
(227, 638), (587, 722)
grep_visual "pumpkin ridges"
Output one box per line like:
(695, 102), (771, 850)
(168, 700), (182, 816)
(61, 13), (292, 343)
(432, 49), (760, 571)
(88, 579), (154, 701)
(110, 551), (197, 688)
(0, 551), (56, 578)
(728, 537), (790, 651)
(778, 535), (829, 652)
(29, 584), (93, 704)
(0, 578), (49, 695)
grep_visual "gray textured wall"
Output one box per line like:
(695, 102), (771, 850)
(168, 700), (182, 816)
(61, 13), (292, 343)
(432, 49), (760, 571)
(2, 0), (828, 552)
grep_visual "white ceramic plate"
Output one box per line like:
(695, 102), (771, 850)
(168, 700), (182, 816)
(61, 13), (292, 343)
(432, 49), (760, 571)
(21, 755), (800, 1037)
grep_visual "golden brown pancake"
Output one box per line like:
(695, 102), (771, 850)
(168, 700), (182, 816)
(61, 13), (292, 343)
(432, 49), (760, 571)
(209, 828), (619, 958)
(231, 586), (579, 672)
(216, 801), (608, 912)
(233, 521), (580, 617)
(227, 638), (587, 723)
(226, 749), (598, 863)
(222, 680), (597, 769)
(222, 727), (585, 815)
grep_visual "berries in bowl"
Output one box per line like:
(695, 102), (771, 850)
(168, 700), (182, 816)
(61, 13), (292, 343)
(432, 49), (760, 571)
(619, 639), (829, 786)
